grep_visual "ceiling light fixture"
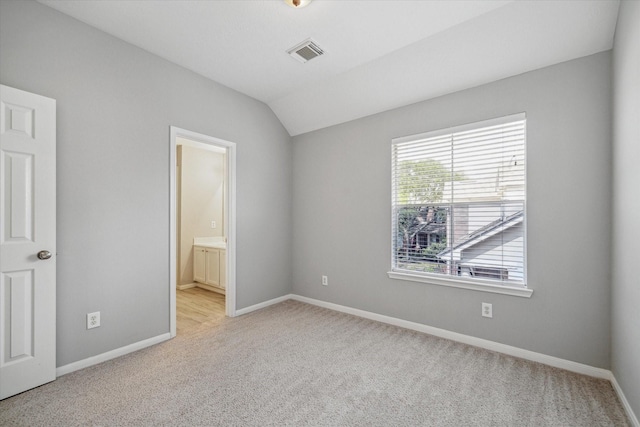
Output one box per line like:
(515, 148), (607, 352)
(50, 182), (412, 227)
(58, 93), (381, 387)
(284, 0), (312, 8)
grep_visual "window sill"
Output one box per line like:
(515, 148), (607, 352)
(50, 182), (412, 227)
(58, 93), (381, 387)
(387, 270), (533, 298)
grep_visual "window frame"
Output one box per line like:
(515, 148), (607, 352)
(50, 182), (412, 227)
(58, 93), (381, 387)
(388, 114), (532, 298)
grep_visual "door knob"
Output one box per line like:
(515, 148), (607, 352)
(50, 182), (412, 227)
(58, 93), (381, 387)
(37, 250), (52, 260)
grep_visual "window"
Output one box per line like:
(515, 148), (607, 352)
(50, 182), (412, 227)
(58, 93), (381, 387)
(390, 114), (529, 296)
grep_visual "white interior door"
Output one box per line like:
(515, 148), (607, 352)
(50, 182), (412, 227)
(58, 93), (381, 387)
(0, 84), (56, 400)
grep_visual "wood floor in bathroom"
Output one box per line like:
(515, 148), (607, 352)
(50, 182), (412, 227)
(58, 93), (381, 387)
(176, 287), (226, 334)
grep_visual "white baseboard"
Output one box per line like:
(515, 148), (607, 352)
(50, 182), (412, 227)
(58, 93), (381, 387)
(195, 283), (226, 295)
(610, 374), (640, 427)
(56, 333), (171, 377)
(235, 294), (293, 316)
(290, 294), (611, 380)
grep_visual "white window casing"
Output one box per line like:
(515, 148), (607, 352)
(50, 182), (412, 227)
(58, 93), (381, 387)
(389, 113), (532, 298)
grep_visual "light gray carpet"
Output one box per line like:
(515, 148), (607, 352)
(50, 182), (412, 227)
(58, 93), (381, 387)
(0, 300), (630, 426)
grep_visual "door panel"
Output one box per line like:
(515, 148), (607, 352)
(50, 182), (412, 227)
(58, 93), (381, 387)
(0, 84), (56, 400)
(3, 270), (34, 360)
(205, 249), (220, 287)
(194, 247), (206, 283)
(2, 152), (34, 242)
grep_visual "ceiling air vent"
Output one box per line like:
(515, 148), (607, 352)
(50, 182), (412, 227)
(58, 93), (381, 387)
(287, 38), (324, 63)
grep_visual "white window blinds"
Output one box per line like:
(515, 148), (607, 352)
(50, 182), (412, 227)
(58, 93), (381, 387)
(391, 114), (526, 287)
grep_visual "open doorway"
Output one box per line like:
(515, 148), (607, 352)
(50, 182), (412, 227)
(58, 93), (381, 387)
(169, 127), (236, 337)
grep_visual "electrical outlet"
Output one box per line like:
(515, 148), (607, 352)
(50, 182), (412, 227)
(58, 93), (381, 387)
(87, 311), (100, 329)
(210, 221), (216, 229)
(321, 275), (328, 286)
(482, 303), (492, 318)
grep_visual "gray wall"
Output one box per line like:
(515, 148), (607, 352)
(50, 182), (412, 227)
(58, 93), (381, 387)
(292, 52), (612, 368)
(612, 0), (640, 417)
(0, 0), (292, 367)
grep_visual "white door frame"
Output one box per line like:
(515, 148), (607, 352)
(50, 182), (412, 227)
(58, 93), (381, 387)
(169, 126), (237, 337)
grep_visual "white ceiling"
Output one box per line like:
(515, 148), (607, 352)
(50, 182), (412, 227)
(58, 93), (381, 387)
(39, 0), (620, 136)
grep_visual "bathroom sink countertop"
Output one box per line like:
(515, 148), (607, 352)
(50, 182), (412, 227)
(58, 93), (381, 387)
(194, 242), (226, 249)
(193, 237), (226, 250)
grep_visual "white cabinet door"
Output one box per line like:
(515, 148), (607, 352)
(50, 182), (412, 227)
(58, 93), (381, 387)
(219, 250), (226, 289)
(205, 248), (220, 287)
(0, 85), (56, 399)
(193, 247), (206, 283)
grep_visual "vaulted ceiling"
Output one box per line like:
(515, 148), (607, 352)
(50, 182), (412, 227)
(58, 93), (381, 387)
(39, 0), (620, 136)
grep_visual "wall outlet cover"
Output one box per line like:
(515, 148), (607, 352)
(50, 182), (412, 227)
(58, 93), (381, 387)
(482, 303), (493, 318)
(87, 311), (101, 329)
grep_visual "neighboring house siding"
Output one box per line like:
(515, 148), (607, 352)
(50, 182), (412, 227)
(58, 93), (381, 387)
(459, 223), (524, 282)
(443, 203), (524, 282)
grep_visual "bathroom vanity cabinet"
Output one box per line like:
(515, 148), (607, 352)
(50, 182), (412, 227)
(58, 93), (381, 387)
(193, 245), (226, 293)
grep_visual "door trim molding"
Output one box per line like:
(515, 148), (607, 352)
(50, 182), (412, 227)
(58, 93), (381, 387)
(169, 127), (237, 337)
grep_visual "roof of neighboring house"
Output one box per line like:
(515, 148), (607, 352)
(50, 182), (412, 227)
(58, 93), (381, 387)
(438, 210), (524, 257)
